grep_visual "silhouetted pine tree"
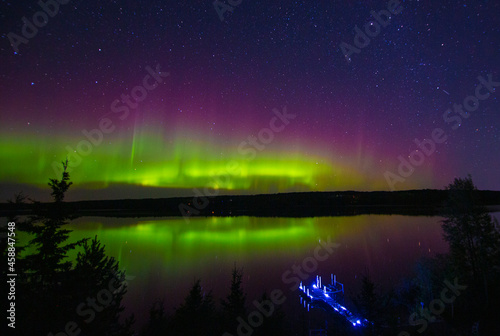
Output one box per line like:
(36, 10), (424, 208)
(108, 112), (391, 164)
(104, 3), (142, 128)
(48, 159), (73, 202)
(71, 236), (133, 335)
(221, 266), (247, 332)
(13, 160), (134, 336)
(170, 279), (217, 336)
(141, 299), (169, 336)
(352, 275), (393, 336)
(17, 162), (87, 334)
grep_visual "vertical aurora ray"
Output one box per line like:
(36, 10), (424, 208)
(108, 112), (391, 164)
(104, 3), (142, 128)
(130, 123), (138, 165)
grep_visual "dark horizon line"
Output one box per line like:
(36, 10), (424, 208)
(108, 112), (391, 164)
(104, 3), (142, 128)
(2, 189), (500, 218)
(3, 187), (500, 204)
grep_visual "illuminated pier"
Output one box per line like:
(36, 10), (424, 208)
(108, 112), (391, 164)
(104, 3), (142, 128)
(299, 274), (367, 328)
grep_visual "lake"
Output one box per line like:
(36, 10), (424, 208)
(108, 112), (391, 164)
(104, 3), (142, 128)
(50, 214), (450, 331)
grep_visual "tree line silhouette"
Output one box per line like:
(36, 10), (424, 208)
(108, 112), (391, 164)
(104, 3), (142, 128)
(346, 175), (500, 336)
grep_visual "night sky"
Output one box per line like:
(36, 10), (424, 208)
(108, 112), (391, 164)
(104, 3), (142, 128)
(0, 0), (499, 201)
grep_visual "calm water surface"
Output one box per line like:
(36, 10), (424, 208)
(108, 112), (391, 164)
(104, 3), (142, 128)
(61, 215), (448, 328)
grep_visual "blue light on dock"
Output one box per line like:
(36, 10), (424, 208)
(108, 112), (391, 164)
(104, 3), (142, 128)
(298, 273), (367, 328)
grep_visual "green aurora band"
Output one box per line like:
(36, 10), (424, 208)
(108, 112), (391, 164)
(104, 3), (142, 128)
(0, 130), (418, 193)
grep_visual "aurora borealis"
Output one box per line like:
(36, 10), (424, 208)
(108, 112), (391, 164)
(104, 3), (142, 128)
(1, 0), (499, 201)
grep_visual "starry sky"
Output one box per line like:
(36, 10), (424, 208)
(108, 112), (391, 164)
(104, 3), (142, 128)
(0, 0), (499, 201)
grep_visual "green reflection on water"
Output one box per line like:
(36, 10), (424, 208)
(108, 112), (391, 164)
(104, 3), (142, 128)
(68, 216), (318, 255)
(8, 214), (448, 329)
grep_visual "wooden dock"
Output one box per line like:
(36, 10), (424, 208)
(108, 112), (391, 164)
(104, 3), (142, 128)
(299, 274), (367, 328)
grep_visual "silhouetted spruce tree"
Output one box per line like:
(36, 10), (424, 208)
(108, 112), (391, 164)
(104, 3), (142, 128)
(352, 275), (391, 336)
(18, 162), (87, 334)
(71, 236), (133, 336)
(221, 266), (247, 332)
(48, 158), (73, 202)
(141, 299), (169, 336)
(14, 161), (134, 336)
(170, 279), (217, 336)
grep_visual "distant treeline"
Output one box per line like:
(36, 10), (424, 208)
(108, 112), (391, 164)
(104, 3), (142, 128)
(1, 189), (500, 218)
